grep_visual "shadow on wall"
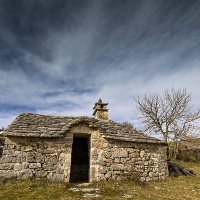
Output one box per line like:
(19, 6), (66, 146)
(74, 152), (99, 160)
(0, 137), (5, 157)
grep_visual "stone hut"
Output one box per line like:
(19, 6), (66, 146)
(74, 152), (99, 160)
(0, 99), (168, 182)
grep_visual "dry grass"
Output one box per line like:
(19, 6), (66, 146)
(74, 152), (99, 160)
(0, 161), (199, 199)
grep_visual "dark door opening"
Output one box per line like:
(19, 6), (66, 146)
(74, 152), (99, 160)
(70, 136), (90, 183)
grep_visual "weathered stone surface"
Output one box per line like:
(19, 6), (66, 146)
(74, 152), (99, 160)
(29, 163), (41, 169)
(35, 155), (45, 163)
(26, 152), (36, 162)
(105, 171), (112, 179)
(14, 163), (22, 171)
(22, 162), (29, 169)
(0, 164), (13, 170)
(1, 155), (17, 163)
(43, 149), (55, 154)
(113, 149), (128, 158)
(47, 172), (65, 181)
(0, 170), (15, 178)
(0, 110), (168, 182)
(21, 146), (33, 152)
(35, 170), (47, 178)
(18, 169), (33, 179)
(45, 155), (58, 165)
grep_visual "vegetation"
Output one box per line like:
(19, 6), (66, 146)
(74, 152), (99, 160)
(170, 138), (200, 162)
(121, 121), (137, 132)
(134, 88), (200, 158)
(0, 161), (199, 199)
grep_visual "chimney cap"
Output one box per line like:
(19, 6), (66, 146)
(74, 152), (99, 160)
(92, 98), (109, 120)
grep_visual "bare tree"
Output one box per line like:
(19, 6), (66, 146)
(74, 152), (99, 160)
(134, 88), (200, 158)
(121, 121), (136, 132)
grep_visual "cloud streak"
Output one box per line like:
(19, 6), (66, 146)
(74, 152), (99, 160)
(0, 0), (200, 128)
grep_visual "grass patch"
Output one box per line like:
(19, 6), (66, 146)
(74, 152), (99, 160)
(0, 161), (199, 199)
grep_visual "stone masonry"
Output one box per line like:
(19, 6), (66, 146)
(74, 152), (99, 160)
(0, 99), (169, 182)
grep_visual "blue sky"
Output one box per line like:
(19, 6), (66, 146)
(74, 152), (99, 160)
(1, 0), (200, 128)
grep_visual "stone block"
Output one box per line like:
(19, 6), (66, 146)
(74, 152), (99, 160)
(7, 144), (15, 149)
(35, 154), (45, 163)
(43, 149), (55, 154)
(146, 177), (151, 181)
(131, 152), (139, 157)
(22, 162), (29, 169)
(140, 150), (145, 157)
(26, 152), (35, 162)
(2, 156), (17, 163)
(35, 170), (47, 178)
(0, 170), (15, 178)
(140, 177), (145, 182)
(114, 158), (120, 163)
(29, 163), (41, 169)
(21, 146), (33, 152)
(42, 164), (55, 171)
(47, 173), (64, 181)
(148, 172), (153, 178)
(45, 155), (58, 165)
(112, 164), (124, 171)
(144, 161), (149, 166)
(15, 145), (21, 150)
(14, 151), (22, 156)
(105, 171), (112, 179)
(0, 164), (13, 170)
(14, 163), (22, 171)
(3, 150), (14, 155)
(18, 169), (33, 179)
(113, 150), (128, 158)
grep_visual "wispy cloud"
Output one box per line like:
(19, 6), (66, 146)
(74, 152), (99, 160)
(0, 0), (200, 128)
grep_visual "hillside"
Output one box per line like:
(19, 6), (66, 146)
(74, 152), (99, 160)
(176, 139), (200, 162)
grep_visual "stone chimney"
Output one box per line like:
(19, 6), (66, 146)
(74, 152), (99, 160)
(93, 98), (109, 121)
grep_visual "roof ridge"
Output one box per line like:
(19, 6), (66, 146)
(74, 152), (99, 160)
(20, 112), (93, 119)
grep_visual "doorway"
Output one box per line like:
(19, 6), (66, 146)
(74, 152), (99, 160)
(70, 136), (90, 183)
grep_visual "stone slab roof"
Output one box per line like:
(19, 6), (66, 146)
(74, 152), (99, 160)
(2, 113), (167, 145)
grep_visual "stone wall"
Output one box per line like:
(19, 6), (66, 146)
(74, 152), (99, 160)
(0, 123), (168, 182)
(0, 136), (73, 181)
(91, 135), (168, 182)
